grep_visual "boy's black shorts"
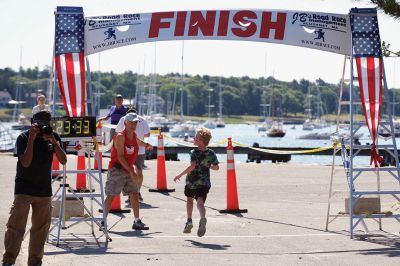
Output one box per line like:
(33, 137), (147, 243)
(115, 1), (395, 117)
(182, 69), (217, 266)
(184, 186), (210, 202)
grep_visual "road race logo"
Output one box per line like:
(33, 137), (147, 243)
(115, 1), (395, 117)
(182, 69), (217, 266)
(86, 14), (141, 51)
(292, 12), (348, 52)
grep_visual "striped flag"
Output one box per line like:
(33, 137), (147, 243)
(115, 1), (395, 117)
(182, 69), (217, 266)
(350, 8), (383, 167)
(55, 7), (85, 117)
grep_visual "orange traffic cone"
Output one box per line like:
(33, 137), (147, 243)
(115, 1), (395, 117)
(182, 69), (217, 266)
(94, 122), (106, 172)
(149, 128), (175, 193)
(75, 146), (86, 190)
(219, 137), (247, 214)
(99, 193), (131, 214)
(52, 153), (60, 178)
(74, 142), (93, 192)
(110, 193), (131, 213)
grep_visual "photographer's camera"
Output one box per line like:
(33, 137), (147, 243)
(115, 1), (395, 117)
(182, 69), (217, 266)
(38, 125), (53, 135)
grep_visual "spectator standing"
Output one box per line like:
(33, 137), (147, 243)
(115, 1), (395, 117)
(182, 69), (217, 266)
(97, 94), (126, 125)
(32, 95), (50, 115)
(2, 111), (67, 266)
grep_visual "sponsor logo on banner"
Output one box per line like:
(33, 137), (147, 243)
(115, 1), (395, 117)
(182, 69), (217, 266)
(85, 14), (142, 53)
(290, 12), (350, 54)
(84, 10), (351, 56)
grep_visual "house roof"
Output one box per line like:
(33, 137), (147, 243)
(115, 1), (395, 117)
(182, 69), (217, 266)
(0, 90), (12, 98)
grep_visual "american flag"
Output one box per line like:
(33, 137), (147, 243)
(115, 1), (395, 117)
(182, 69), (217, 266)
(350, 8), (383, 167)
(54, 7), (85, 117)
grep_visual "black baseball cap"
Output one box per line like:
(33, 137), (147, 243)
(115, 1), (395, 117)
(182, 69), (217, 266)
(32, 111), (51, 123)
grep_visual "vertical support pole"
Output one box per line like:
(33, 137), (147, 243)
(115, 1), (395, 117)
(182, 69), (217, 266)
(349, 46), (355, 239)
(86, 57), (95, 116)
(326, 55), (348, 231)
(56, 163), (67, 247)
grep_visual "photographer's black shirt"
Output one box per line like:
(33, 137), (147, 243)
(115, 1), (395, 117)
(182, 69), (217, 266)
(15, 130), (61, 197)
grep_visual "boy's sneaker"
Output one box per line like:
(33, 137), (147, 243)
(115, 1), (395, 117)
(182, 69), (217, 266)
(132, 219), (149, 230)
(197, 217), (207, 237)
(183, 221), (193, 233)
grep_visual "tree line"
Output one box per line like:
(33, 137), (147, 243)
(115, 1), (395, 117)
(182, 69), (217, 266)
(1, 66), (399, 118)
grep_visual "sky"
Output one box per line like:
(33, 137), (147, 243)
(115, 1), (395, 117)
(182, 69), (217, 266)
(1, 0), (399, 88)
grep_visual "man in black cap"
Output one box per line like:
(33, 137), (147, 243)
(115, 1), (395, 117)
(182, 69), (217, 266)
(2, 111), (67, 266)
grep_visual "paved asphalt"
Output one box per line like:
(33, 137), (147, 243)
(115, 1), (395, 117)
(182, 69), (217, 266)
(0, 154), (399, 265)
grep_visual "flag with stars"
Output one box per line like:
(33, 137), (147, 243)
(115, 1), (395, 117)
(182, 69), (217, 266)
(350, 8), (383, 167)
(54, 6), (85, 117)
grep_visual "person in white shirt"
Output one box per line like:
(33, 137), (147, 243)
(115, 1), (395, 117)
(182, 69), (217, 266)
(116, 107), (150, 202)
(32, 95), (50, 114)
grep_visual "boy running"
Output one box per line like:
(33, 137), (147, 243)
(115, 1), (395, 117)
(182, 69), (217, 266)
(174, 127), (219, 237)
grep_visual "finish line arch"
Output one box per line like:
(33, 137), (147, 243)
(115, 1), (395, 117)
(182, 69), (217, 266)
(83, 9), (351, 56)
(52, 5), (385, 167)
(51, 6), (400, 239)
(52, 6), (383, 162)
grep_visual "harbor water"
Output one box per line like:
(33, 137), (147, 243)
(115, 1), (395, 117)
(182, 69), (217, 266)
(156, 123), (385, 166)
(2, 122), (395, 166)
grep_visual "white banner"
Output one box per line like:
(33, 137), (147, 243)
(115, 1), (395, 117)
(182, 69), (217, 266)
(84, 9), (351, 56)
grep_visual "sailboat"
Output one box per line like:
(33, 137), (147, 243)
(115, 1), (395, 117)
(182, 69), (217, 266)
(312, 84), (328, 128)
(378, 91), (400, 137)
(202, 82), (216, 129)
(170, 41), (200, 137)
(0, 122), (16, 152)
(257, 103), (271, 133)
(11, 51), (30, 131)
(302, 86), (314, 130)
(266, 81), (285, 138)
(257, 54), (271, 133)
(215, 78), (225, 128)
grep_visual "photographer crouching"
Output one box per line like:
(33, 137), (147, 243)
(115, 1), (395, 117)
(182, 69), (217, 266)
(2, 111), (67, 266)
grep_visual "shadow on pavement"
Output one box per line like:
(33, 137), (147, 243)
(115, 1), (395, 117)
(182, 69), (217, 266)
(185, 239), (231, 250)
(354, 231), (400, 257)
(109, 230), (163, 238)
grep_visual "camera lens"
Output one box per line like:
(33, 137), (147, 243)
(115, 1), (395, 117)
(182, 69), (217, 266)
(41, 125), (53, 135)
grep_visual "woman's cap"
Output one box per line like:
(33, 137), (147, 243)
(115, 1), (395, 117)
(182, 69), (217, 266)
(125, 113), (139, 122)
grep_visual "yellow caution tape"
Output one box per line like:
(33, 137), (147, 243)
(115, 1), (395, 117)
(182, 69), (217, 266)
(209, 139), (228, 146)
(232, 140), (340, 155)
(104, 132), (349, 155)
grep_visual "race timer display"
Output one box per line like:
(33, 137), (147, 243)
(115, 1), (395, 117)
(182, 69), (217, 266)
(50, 116), (96, 138)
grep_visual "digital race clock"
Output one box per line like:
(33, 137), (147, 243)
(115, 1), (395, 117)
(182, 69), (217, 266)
(50, 116), (97, 138)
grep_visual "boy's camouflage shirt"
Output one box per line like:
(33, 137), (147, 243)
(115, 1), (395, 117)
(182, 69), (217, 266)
(186, 148), (219, 189)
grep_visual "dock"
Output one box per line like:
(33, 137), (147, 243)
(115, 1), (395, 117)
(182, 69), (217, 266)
(144, 145), (386, 163)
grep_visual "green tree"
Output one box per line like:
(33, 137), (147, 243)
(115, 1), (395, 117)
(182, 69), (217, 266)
(368, 0), (400, 19)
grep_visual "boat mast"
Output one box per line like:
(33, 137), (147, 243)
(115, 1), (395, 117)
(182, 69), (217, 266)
(316, 82), (322, 120)
(306, 85), (312, 120)
(218, 77), (222, 120)
(269, 72), (275, 121)
(180, 40), (184, 121)
(207, 82), (213, 120)
(13, 48), (23, 122)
